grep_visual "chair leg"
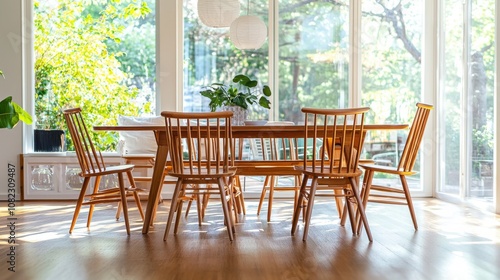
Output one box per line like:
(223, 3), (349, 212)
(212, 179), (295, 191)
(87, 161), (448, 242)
(217, 177), (234, 241)
(174, 199), (184, 234)
(196, 193), (203, 226)
(356, 170), (374, 235)
(292, 175), (306, 222)
(229, 188), (239, 225)
(88, 176), (102, 227)
(334, 189), (344, 219)
(340, 201), (348, 226)
(184, 185), (208, 226)
(291, 174), (308, 236)
(70, 177), (91, 233)
(117, 173), (131, 235)
(343, 188), (356, 234)
(185, 199), (192, 218)
(293, 175), (300, 210)
(163, 180), (183, 241)
(302, 177), (318, 241)
(349, 177), (372, 242)
(400, 175), (418, 230)
(199, 184), (215, 220)
(234, 176), (246, 215)
(151, 171), (168, 225)
(227, 177), (239, 224)
(184, 186), (195, 218)
(267, 175), (276, 222)
(126, 170), (144, 220)
(173, 186), (189, 234)
(237, 190), (246, 216)
(202, 193), (210, 219)
(132, 190), (144, 221)
(257, 175), (270, 215)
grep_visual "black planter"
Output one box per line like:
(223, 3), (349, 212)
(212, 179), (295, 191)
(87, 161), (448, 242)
(34, 129), (66, 152)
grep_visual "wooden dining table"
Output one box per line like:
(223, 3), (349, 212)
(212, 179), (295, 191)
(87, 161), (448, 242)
(94, 123), (408, 234)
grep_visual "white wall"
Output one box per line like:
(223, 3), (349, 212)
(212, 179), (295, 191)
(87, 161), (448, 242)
(0, 1), (24, 199)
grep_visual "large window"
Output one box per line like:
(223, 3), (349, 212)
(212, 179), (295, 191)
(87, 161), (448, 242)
(182, 0), (429, 195)
(183, 0), (350, 123)
(183, 0), (269, 121)
(438, 0), (495, 208)
(361, 1), (423, 192)
(33, 0), (156, 151)
(25, 0), (499, 208)
(277, 1), (350, 123)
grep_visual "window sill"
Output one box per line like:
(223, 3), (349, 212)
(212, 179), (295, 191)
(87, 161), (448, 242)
(23, 151), (121, 157)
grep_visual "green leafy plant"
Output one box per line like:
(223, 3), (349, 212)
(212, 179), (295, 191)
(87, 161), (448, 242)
(0, 70), (33, 129)
(200, 74), (272, 112)
(0, 96), (33, 129)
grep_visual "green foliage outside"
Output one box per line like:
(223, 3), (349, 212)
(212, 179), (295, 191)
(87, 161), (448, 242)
(34, 0), (153, 151)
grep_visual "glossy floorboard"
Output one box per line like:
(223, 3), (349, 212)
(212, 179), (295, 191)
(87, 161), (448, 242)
(1, 198), (499, 280)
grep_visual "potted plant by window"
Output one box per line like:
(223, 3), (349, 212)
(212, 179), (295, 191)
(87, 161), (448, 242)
(34, 72), (66, 152)
(200, 74), (272, 125)
(0, 71), (33, 129)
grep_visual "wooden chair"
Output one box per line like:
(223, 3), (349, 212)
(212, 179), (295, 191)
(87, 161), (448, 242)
(162, 111), (237, 241)
(357, 103), (433, 232)
(291, 107), (373, 242)
(63, 108), (144, 235)
(255, 121), (303, 222)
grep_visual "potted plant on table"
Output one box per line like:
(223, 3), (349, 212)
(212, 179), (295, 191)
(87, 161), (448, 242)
(0, 70), (33, 129)
(200, 74), (272, 125)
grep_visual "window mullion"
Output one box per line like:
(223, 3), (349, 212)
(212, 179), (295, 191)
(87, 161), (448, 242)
(350, 0), (362, 107)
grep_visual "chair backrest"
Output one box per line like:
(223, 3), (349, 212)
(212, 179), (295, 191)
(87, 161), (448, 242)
(63, 108), (106, 175)
(261, 121), (298, 161)
(301, 107), (370, 174)
(397, 103), (434, 172)
(161, 111), (234, 175)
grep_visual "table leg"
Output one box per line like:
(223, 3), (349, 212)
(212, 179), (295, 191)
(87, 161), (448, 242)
(142, 144), (169, 234)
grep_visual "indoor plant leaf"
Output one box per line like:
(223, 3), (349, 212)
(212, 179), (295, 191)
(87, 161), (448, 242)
(200, 74), (272, 112)
(0, 96), (33, 129)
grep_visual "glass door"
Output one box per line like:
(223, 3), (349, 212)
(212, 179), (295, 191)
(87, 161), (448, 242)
(361, 0), (424, 194)
(438, 0), (495, 209)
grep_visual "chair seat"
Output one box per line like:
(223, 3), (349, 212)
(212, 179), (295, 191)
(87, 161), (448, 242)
(168, 167), (237, 179)
(359, 163), (417, 176)
(294, 166), (363, 178)
(81, 164), (135, 177)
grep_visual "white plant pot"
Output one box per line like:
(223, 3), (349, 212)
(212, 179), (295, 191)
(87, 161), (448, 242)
(222, 106), (248, 126)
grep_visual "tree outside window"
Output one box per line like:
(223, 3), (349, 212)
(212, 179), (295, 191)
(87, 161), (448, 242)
(34, 0), (155, 151)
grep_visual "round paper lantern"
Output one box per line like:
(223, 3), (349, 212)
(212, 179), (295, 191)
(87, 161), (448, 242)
(197, 0), (240, 28)
(229, 15), (268, 50)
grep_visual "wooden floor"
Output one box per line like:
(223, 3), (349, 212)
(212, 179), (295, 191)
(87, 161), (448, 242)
(1, 198), (499, 280)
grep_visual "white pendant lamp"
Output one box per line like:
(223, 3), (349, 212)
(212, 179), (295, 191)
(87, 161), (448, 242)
(197, 0), (240, 28)
(229, 15), (267, 49)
